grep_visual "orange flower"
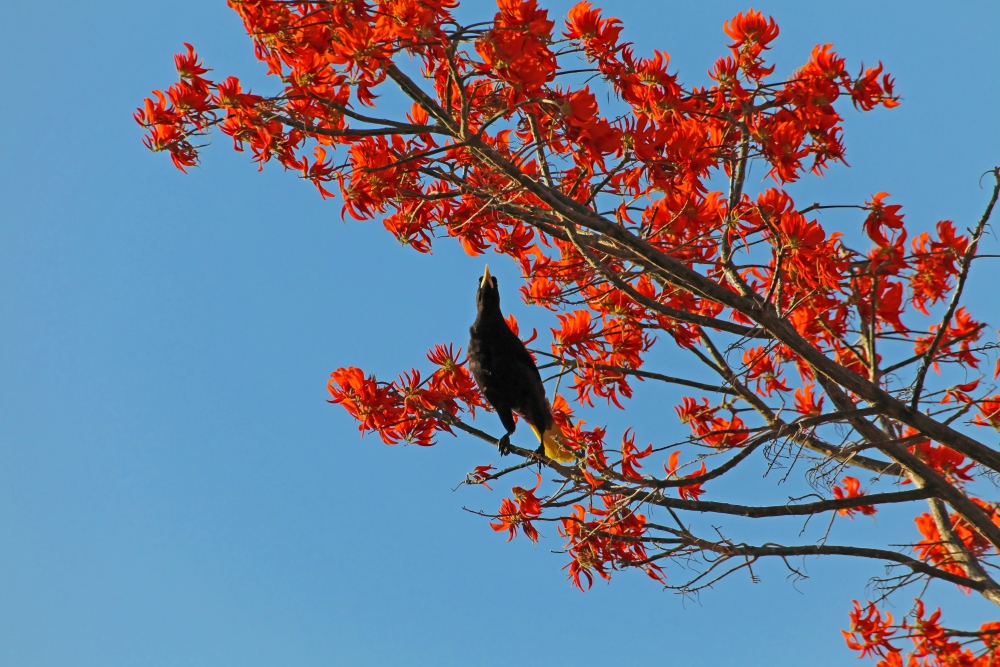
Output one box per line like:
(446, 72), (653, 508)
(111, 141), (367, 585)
(466, 464), (496, 490)
(914, 307), (983, 372)
(941, 379), (979, 405)
(975, 395), (1000, 429)
(723, 10), (779, 79)
(831, 476), (877, 517)
(723, 10), (779, 51)
(564, 2), (623, 58)
(476, 0), (557, 97)
(793, 384), (825, 416)
(843, 600), (898, 659)
(491, 498), (533, 541)
(851, 62), (900, 110)
(913, 507), (993, 579)
(907, 430), (975, 485)
(174, 42), (210, 80)
(327, 367), (402, 440)
(559, 496), (663, 590)
(213, 76), (262, 110)
(551, 310), (599, 354)
(426, 343), (484, 412)
(664, 451), (707, 501)
(513, 474), (543, 517)
(619, 429), (652, 480)
(742, 346), (790, 396)
(909, 220), (968, 315)
(674, 397), (748, 448)
(863, 192), (905, 247)
(491, 474), (543, 542)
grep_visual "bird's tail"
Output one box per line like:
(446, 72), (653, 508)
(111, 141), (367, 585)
(529, 421), (575, 463)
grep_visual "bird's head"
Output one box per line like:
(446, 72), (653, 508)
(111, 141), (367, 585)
(476, 264), (501, 313)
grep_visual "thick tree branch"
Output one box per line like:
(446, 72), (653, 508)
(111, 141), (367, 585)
(639, 487), (932, 517)
(270, 114), (443, 138)
(816, 375), (1000, 563)
(926, 496), (1000, 605)
(689, 543), (988, 592)
(563, 222), (770, 338)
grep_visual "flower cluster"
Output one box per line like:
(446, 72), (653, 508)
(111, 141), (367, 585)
(913, 504), (999, 580)
(832, 477), (877, 518)
(559, 494), (664, 590)
(326, 343), (484, 446)
(675, 397), (749, 449)
(491, 474), (544, 541)
(846, 600), (1000, 667)
(140, 3), (1000, 663)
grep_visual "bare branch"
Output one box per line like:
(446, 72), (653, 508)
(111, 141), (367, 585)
(639, 487), (933, 518)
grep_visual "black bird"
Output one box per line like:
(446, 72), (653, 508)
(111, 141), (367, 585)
(468, 265), (574, 463)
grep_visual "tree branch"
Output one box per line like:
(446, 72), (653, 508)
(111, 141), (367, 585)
(910, 168), (1000, 408)
(536, 353), (738, 395)
(270, 114), (443, 138)
(639, 487), (932, 518)
(692, 543), (988, 591)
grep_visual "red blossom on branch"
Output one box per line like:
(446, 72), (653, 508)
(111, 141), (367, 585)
(832, 477), (877, 517)
(139, 3), (1000, 664)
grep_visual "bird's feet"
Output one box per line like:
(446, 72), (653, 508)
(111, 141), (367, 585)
(532, 443), (547, 471)
(498, 433), (512, 457)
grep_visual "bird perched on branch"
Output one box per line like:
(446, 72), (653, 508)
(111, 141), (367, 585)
(468, 265), (575, 464)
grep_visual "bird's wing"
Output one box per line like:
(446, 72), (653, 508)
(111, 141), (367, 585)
(499, 326), (543, 382)
(506, 351), (552, 430)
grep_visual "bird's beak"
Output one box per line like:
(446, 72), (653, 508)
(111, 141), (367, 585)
(481, 264), (492, 287)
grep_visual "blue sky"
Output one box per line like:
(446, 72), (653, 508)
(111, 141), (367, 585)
(1, 1), (999, 665)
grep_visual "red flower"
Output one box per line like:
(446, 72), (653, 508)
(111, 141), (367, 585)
(831, 476), (877, 517)
(476, 0), (557, 97)
(863, 192), (905, 247)
(742, 346), (790, 396)
(914, 307), (983, 372)
(174, 42), (210, 80)
(619, 429), (652, 480)
(851, 62), (900, 111)
(723, 10), (779, 79)
(909, 220), (968, 315)
(793, 384), (825, 416)
(466, 464), (496, 490)
(843, 600), (898, 659)
(564, 2), (623, 58)
(723, 10), (779, 51)
(975, 395), (1000, 429)
(551, 310), (599, 355)
(913, 506), (995, 580)
(664, 451), (707, 501)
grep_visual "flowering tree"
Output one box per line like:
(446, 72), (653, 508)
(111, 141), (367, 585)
(137, 2), (1000, 663)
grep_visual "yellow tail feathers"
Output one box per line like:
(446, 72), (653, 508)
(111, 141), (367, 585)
(528, 422), (576, 463)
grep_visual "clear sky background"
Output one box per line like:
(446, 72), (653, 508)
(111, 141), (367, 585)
(1, 1), (999, 665)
